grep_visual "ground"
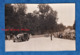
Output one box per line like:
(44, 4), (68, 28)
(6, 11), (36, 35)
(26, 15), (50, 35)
(5, 35), (75, 51)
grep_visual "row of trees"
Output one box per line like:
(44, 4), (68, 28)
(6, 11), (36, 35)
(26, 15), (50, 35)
(5, 4), (72, 35)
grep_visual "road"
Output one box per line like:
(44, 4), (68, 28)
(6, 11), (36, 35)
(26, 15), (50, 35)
(5, 35), (75, 51)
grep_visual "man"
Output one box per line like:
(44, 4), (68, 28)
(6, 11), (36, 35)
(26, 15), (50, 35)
(50, 34), (52, 41)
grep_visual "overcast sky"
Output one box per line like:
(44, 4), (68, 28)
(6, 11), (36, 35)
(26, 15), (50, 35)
(26, 3), (75, 27)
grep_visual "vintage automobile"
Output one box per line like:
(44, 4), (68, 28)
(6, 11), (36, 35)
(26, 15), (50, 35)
(53, 30), (75, 40)
(13, 33), (30, 42)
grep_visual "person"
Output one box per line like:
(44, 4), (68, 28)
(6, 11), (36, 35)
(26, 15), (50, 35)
(50, 34), (52, 41)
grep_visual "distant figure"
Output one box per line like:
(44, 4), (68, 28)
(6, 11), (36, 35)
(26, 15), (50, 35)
(50, 34), (52, 41)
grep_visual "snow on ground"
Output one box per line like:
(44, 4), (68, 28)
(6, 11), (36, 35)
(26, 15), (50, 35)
(5, 35), (76, 51)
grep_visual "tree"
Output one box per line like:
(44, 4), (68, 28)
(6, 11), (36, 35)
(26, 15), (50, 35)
(57, 23), (66, 32)
(5, 4), (27, 34)
(38, 4), (58, 34)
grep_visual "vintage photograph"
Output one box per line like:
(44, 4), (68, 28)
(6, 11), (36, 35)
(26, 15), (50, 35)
(5, 3), (75, 51)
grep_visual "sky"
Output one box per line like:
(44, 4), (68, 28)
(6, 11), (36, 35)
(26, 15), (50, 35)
(26, 3), (75, 27)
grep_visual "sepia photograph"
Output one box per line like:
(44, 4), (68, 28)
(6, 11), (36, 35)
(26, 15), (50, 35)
(5, 3), (75, 51)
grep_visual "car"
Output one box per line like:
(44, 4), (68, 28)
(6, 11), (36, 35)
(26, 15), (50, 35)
(13, 33), (30, 42)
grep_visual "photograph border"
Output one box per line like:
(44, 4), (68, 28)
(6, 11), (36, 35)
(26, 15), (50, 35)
(0, 0), (80, 55)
